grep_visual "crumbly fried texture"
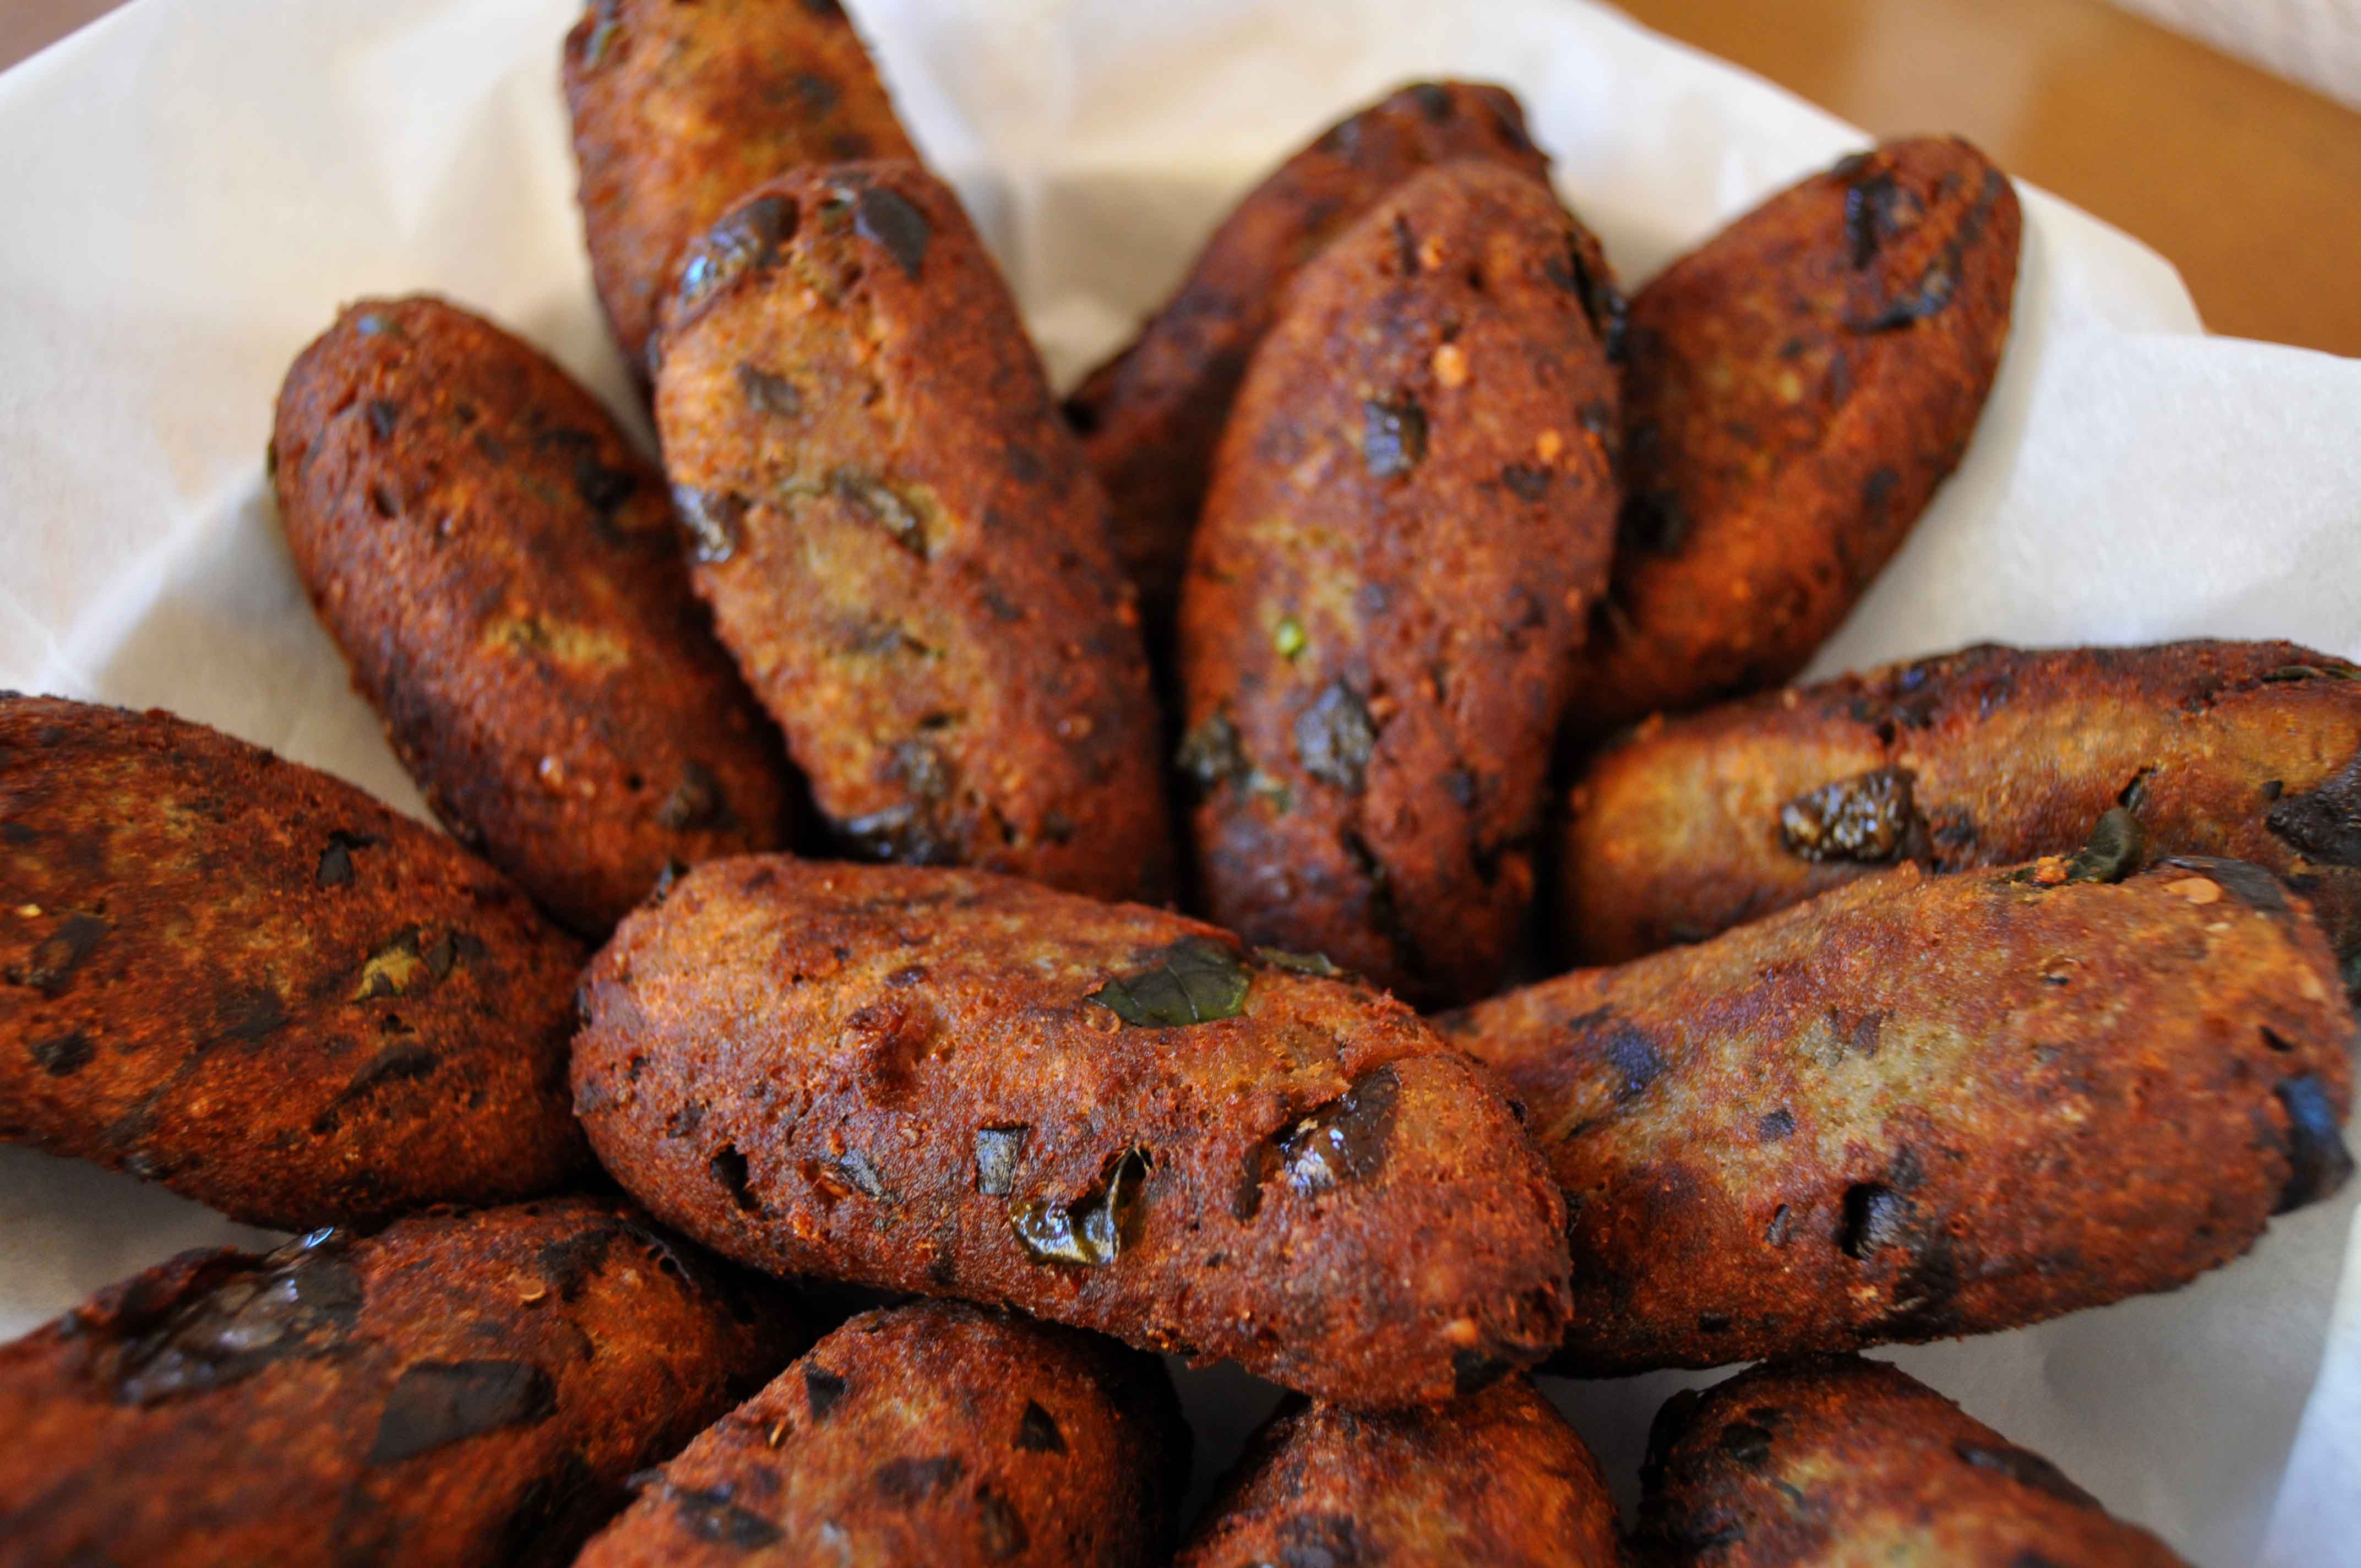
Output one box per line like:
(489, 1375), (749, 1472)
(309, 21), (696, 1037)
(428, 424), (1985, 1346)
(576, 1299), (1188, 1566)
(1065, 80), (1559, 625)
(1568, 137), (2020, 739)
(0, 1197), (796, 1568)
(1635, 1356), (2186, 1566)
(0, 696), (588, 1229)
(654, 163), (1174, 902)
(1560, 640), (2361, 966)
(272, 295), (792, 937)
(1437, 859), (2357, 1375)
(563, 0), (917, 372)
(1180, 159), (1619, 1005)
(1177, 1378), (1622, 1568)
(572, 856), (1571, 1408)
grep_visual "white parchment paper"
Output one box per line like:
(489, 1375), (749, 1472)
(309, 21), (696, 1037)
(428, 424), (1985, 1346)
(0, 1), (2355, 1561)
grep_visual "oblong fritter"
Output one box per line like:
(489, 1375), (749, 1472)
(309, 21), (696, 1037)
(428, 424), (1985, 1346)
(1179, 160), (1619, 1006)
(1635, 1355), (2186, 1566)
(1177, 1377), (1622, 1568)
(654, 163), (1173, 902)
(0, 1197), (796, 1568)
(1568, 137), (2021, 738)
(571, 856), (1571, 1408)
(272, 295), (792, 937)
(0, 696), (588, 1229)
(1064, 80), (1560, 625)
(563, 0), (918, 372)
(1437, 856), (2356, 1374)
(1560, 640), (2361, 967)
(576, 1298), (1188, 1567)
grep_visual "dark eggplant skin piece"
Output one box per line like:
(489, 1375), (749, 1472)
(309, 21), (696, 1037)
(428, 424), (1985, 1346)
(1176, 1376), (1623, 1568)
(576, 1299), (1189, 1567)
(1567, 137), (2020, 739)
(0, 694), (589, 1229)
(1438, 856), (2357, 1375)
(1634, 1356), (2186, 1567)
(1179, 157), (1620, 1006)
(653, 162), (1174, 903)
(0, 1197), (797, 1568)
(1560, 639), (2361, 967)
(1065, 79), (1559, 629)
(563, 0), (918, 372)
(570, 856), (1572, 1409)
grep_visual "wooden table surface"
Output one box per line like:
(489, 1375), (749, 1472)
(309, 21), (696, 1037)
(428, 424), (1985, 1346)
(6, 0), (2359, 357)
(1618, 0), (2361, 357)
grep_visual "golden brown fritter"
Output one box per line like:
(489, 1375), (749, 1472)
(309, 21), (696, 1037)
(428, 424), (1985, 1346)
(272, 295), (792, 937)
(572, 856), (1571, 1408)
(1436, 856), (2356, 1375)
(652, 163), (1174, 902)
(1568, 137), (2020, 739)
(0, 1197), (797, 1568)
(1635, 1356), (2186, 1566)
(563, 0), (917, 372)
(1180, 159), (1620, 1005)
(1177, 1378), (1622, 1568)
(0, 695), (588, 1229)
(1064, 80), (1563, 625)
(1560, 640), (2361, 966)
(576, 1299), (1188, 1566)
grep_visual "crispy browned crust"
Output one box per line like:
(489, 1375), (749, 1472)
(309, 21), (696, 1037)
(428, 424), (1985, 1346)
(1177, 1377), (1622, 1568)
(576, 1299), (1188, 1566)
(1635, 1356), (2186, 1566)
(563, 0), (917, 372)
(652, 163), (1174, 903)
(1436, 859), (2357, 1374)
(571, 856), (1571, 1408)
(1064, 81), (1562, 623)
(0, 1197), (797, 1568)
(1179, 160), (1620, 1005)
(1568, 137), (2021, 738)
(271, 295), (793, 937)
(0, 696), (589, 1229)
(1560, 640), (2361, 966)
